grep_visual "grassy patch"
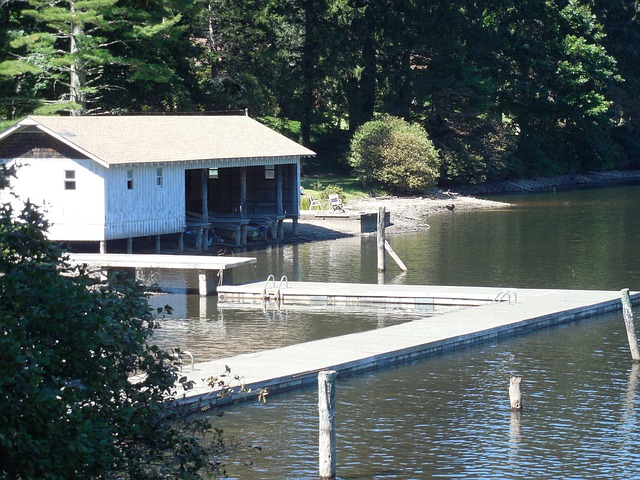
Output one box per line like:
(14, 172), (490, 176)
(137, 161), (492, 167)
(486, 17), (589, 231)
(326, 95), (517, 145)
(301, 173), (383, 200)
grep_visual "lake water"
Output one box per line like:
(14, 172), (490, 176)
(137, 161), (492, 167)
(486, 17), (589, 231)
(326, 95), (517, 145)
(150, 183), (640, 479)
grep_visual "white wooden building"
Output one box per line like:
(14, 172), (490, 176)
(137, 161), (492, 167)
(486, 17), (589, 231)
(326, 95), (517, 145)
(0, 114), (314, 252)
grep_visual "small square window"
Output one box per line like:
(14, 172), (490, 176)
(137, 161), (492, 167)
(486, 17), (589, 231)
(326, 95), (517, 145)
(64, 170), (76, 190)
(156, 167), (163, 187)
(265, 165), (275, 179)
(127, 169), (134, 190)
(209, 168), (218, 179)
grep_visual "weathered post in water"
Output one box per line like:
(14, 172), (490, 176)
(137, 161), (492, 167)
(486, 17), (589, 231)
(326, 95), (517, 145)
(621, 288), (640, 362)
(319, 370), (337, 480)
(384, 240), (408, 271)
(509, 377), (523, 411)
(377, 207), (385, 272)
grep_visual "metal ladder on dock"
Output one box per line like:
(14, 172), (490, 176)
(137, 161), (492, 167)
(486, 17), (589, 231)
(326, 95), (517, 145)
(493, 289), (518, 305)
(262, 274), (289, 303)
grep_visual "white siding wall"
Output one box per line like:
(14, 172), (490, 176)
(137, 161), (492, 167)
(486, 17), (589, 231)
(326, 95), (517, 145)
(6, 158), (107, 241)
(104, 164), (185, 239)
(2, 154), (303, 241)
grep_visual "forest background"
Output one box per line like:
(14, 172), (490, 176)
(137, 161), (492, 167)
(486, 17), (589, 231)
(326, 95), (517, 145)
(1, 0), (639, 186)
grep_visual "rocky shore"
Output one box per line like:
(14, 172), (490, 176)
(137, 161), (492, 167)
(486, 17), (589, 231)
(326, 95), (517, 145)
(289, 169), (640, 243)
(291, 192), (509, 243)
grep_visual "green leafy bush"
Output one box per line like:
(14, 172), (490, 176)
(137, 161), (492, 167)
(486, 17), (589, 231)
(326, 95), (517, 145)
(321, 184), (346, 202)
(0, 165), (226, 479)
(348, 115), (440, 195)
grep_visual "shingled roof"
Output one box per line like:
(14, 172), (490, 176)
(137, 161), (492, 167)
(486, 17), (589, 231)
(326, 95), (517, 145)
(3, 115), (315, 166)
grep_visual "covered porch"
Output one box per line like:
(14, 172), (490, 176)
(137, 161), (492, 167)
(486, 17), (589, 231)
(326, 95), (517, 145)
(185, 160), (301, 247)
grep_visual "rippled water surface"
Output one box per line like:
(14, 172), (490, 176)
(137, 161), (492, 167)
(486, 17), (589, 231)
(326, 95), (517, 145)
(149, 293), (442, 361)
(145, 184), (640, 479)
(211, 312), (640, 479)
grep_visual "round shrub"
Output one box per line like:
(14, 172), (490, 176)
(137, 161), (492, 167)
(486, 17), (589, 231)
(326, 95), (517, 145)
(348, 115), (440, 195)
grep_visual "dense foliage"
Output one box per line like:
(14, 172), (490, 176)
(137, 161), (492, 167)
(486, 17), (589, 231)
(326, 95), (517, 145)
(349, 115), (440, 194)
(1, 0), (639, 183)
(0, 165), (223, 479)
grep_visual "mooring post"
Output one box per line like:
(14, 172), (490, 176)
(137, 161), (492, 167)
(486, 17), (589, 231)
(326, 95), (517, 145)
(509, 377), (522, 411)
(621, 288), (640, 362)
(318, 370), (336, 480)
(377, 207), (385, 272)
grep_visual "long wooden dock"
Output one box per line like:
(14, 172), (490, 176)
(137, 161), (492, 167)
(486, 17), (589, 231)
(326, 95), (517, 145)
(174, 285), (640, 411)
(218, 281), (518, 307)
(68, 253), (256, 295)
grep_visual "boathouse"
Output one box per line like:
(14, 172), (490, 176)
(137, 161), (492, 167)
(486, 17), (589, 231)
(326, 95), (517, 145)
(0, 114), (315, 252)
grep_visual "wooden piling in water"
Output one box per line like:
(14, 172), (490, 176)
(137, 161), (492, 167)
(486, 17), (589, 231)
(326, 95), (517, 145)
(318, 370), (337, 480)
(621, 288), (640, 362)
(377, 207), (385, 272)
(509, 377), (522, 411)
(384, 240), (408, 271)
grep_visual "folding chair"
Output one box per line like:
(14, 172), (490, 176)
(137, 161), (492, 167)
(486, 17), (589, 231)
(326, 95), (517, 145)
(328, 194), (344, 212)
(307, 195), (323, 210)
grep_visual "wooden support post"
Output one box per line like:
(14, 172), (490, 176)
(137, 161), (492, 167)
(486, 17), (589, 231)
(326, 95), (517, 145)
(178, 232), (184, 252)
(318, 370), (336, 480)
(509, 377), (522, 411)
(201, 169), (209, 223)
(384, 240), (407, 271)
(197, 269), (232, 296)
(198, 270), (215, 296)
(377, 207), (385, 272)
(276, 165), (283, 216)
(127, 238), (133, 254)
(99, 240), (107, 254)
(278, 219), (285, 240)
(155, 235), (161, 253)
(292, 217), (299, 236)
(199, 296), (208, 320)
(621, 288), (640, 362)
(196, 228), (203, 251)
(240, 167), (247, 218)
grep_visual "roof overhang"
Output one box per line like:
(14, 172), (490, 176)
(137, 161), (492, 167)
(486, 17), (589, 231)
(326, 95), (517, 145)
(2, 117), (111, 168)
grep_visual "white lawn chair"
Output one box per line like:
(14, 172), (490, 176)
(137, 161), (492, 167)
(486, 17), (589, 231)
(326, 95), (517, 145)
(328, 194), (344, 212)
(307, 195), (323, 210)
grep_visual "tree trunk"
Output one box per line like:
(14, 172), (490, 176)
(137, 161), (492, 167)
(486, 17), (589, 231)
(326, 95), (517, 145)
(300, 0), (317, 146)
(69, 2), (86, 115)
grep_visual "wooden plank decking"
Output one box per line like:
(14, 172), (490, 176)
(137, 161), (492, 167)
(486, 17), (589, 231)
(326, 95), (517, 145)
(175, 285), (640, 411)
(68, 253), (256, 295)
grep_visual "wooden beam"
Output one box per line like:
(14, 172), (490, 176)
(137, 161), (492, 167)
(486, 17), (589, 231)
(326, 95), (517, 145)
(240, 167), (247, 218)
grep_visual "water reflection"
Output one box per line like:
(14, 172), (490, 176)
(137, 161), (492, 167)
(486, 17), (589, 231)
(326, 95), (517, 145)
(148, 294), (446, 362)
(143, 184), (640, 478)
(211, 312), (640, 479)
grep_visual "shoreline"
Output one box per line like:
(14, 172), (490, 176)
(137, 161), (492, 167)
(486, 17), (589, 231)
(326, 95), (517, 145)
(288, 169), (640, 244)
(452, 169), (640, 195)
(290, 194), (508, 243)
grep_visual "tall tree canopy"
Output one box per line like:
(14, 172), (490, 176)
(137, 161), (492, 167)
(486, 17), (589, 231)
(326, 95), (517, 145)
(1, 0), (639, 183)
(0, 0), (197, 115)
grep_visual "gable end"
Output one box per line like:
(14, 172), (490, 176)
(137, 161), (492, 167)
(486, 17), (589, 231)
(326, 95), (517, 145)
(0, 131), (90, 160)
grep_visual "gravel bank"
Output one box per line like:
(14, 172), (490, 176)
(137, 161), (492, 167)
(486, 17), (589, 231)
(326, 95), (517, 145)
(289, 192), (509, 243)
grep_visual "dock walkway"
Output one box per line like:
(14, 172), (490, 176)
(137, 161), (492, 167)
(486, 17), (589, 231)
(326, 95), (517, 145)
(175, 285), (640, 410)
(68, 253), (256, 295)
(218, 281), (517, 307)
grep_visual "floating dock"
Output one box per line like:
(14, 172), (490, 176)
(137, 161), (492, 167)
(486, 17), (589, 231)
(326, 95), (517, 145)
(218, 280), (518, 308)
(68, 253), (256, 295)
(175, 285), (640, 411)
